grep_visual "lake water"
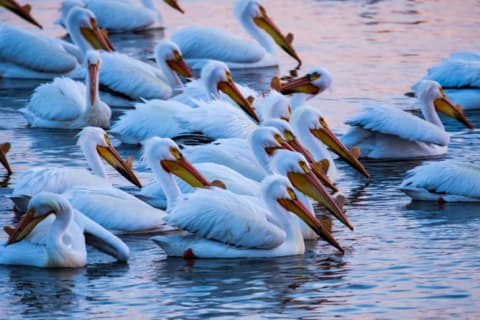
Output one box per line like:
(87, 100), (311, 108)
(0, 0), (479, 319)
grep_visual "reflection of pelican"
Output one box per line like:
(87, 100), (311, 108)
(10, 127), (141, 212)
(1, 192), (129, 268)
(341, 80), (474, 160)
(401, 160), (480, 202)
(0, 0), (43, 28)
(57, 0), (184, 33)
(414, 52), (480, 110)
(0, 142), (12, 174)
(171, 0), (301, 69)
(21, 50), (111, 129)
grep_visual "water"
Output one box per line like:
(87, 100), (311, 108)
(0, 0), (479, 318)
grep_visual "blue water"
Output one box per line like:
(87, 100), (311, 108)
(0, 0), (479, 318)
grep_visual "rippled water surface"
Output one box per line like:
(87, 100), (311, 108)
(0, 0), (480, 319)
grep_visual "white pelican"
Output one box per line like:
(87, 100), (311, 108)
(0, 0), (42, 28)
(1, 192), (129, 268)
(271, 67), (333, 110)
(400, 160), (480, 202)
(171, 0), (302, 70)
(341, 80), (474, 160)
(291, 106), (370, 179)
(0, 142), (12, 174)
(140, 138), (343, 257)
(21, 50), (111, 129)
(57, 0), (184, 33)
(414, 52), (480, 110)
(10, 127), (141, 212)
(111, 61), (259, 144)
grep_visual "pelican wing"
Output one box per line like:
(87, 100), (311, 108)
(172, 26), (265, 63)
(168, 188), (286, 249)
(0, 239), (49, 267)
(401, 160), (480, 198)
(111, 99), (191, 144)
(0, 25), (77, 74)
(63, 186), (166, 234)
(22, 78), (86, 121)
(174, 99), (258, 139)
(100, 52), (171, 100)
(344, 105), (449, 146)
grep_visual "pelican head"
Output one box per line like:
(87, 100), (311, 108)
(235, 0), (302, 67)
(155, 40), (193, 79)
(77, 127), (142, 188)
(271, 150), (353, 231)
(6, 193), (71, 245)
(0, 0), (43, 28)
(273, 67), (332, 97)
(163, 0), (185, 14)
(415, 80), (474, 129)
(143, 138), (212, 188)
(85, 50), (101, 106)
(201, 61), (260, 123)
(0, 142), (12, 174)
(66, 7), (114, 54)
(259, 91), (291, 122)
(264, 119), (338, 192)
(293, 107), (370, 179)
(261, 175), (344, 252)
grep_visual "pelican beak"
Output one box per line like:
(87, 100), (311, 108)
(287, 164), (353, 231)
(217, 75), (260, 123)
(1, 0), (42, 29)
(163, 0), (184, 14)
(166, 50), (194, 79)
(81, 17), (115, 52)
(97, 140), (142, 188)
(310, 117), (370, 179)
(6, 208), (51, 245)
(434, 89), (474, 129)
(88, 61), (99, 106)
(0, 142), (12, 174)
(161, 153), (212, 188)
(273, 74), (320, 95)
(264, 134), (295, 156)
(253, 5), (301, 67)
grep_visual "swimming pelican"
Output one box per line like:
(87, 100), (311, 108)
(341, 80), (474, 160)
(171, 0), (302, 70)
(0, 142), (12, 174)
(1, 192), (129, 268)
(414, 52), (480, 110)
(10, 127), (141, 212)
(0, 0), (42, 28)
(111, 61), (259, 144)
(291, 106), (370, 179)
(400, 160), (480, 202)
(57, 0), (184, 33)
(0, 5), (112, 79)
(141, 138), (343, 257)
(21, 50), (111, 129)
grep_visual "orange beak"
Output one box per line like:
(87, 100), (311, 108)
(88, 61), (99, 106)
(163, 0), (185, 14)
(81, 17), (115, 52)
(6, 208), (51, 245)
(1, 0), (43, 29)
(96, 143), (142, 188)
(273, 74), (320, 95)
(161, 157), (214, 188)
(434, 91), (474, 129)
(166, 56), (194, 79)
(0, 142), (12, 174)
(217, 80), (260, 124)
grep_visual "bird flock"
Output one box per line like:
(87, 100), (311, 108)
(0, 0), (478, 268)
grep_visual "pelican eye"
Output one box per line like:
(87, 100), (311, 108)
(284, 130), (295, 142)
(170, 146), (183, 160)
(173, 50), (181, 61)
(287, 187), (297, 200)
(309, 72), (321, 81)
(299, 160), (310, 173)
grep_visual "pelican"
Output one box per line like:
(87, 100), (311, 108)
(171, 0), (302, 70)
(414, 52), (480, 110)
(400, 160), (480, 202)
(21, 50), (111, 129)
(57, 0), (185, 33)
(0, 0), (42, 28)
(111, 61), (259, 144)
(291, 106), (370, 180)
(10, 127), (141, 212)
(0, 142), (12, 174)
(1, 193), (129, 268)
(341, 80), (474, 160)
(141, 138), (343, 257)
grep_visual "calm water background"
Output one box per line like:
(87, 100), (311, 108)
(0, 0), (480, 319)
